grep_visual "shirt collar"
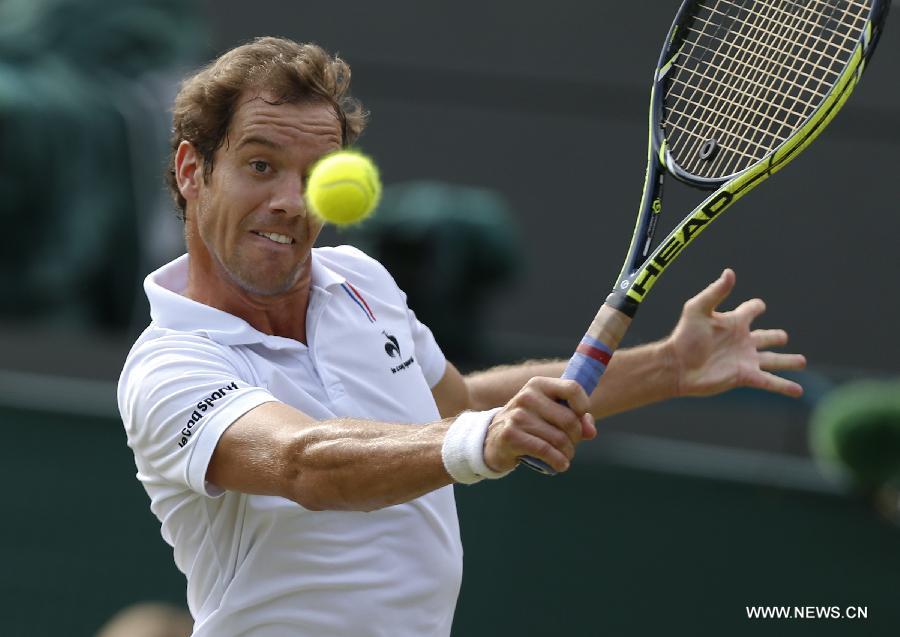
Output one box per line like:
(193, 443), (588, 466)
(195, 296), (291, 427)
(144, 251), (347, 347)
(310, 249), (346, 290)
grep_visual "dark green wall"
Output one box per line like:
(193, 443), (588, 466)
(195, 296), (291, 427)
(455, 465), (900, 636)
(2, 407), (184, 637)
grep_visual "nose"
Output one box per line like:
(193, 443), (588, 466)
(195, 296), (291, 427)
(270, 173), (306, 217)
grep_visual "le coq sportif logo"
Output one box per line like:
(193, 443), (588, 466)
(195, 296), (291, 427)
(383, 332), (401, 358)
(382, 331), (414, 374)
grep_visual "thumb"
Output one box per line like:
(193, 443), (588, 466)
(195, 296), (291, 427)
(688, 268), (736, 315)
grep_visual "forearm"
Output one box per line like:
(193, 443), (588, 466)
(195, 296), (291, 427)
(291, 416), (455, 512)
(210, 402), (455, 512)
(592, 340), (677, 418)
(465, 360), (566, 411)
(464, 340), (677, 418)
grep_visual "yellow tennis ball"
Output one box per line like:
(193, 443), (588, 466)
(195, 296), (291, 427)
(306, 150), (382, 226)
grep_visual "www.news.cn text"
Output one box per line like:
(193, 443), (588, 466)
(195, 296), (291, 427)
(746, 606), (868, 620)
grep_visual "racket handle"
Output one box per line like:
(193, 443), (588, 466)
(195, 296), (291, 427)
(519, 302), (633, 475)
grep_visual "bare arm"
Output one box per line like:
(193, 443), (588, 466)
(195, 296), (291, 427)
(462, 341), (674, 419)
(207, 402), (455, 512)
(436, 269), (805, 419)
(208, 378), (594, 511)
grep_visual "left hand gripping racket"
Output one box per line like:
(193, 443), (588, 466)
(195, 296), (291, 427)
(521, 0), (889, 474)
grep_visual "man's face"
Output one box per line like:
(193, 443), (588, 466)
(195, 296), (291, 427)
(193, 95), (342, 296)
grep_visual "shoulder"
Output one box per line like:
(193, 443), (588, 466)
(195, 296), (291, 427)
(118, 329), (242, 400)
(117, 327), (265, 437)
(314, 245), (392, 280)
(123, 328), (238, 372)
(314, 245), (401, 297)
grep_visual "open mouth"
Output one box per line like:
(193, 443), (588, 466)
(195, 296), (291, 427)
(252, 231), (295, 245)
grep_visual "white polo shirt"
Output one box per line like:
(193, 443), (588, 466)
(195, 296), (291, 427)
(117, 246), (461, 637)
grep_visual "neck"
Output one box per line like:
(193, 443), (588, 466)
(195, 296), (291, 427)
(184, 247), (314, 344)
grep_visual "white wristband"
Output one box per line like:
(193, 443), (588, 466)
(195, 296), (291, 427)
(441, 407), (511, 484)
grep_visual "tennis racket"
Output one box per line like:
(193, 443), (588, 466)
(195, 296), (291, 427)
(521, 0), (889, 474)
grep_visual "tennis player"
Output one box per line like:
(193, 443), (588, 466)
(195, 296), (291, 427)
(118, 37), (806, 637)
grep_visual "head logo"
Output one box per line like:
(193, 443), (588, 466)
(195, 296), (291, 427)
(383, 332), (401, 358)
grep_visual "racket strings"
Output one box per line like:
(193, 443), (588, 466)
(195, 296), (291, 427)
(670, 0), (864, 176)
(681, 0), (844, 172)
(685, 19), (846, 90)
(672, 3), (848, 163)
(704, 0), (852, 175)
(666, 64), (823, 136)
(690, 1), (858, 104)
(662, 0), (869, 179)
(718, 0), (866, 45)
(670, 0), (852, 176)
(665, 0), (783, 172)
(704, 1), (852, 176)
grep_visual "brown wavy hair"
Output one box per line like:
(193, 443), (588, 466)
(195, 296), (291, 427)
(166, 37), (368, 219)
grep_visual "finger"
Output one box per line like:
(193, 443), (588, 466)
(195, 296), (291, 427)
(516, 387), (584, 445)
(525, 418), (576, 462)
(518, 423), (573, 473)
(732, 298), (766, 325)
(525, 377), (591, 416)
(686, 268), (736, 315)
(758, 351), (807, 371)
(517, 390), (583, 449)
(751, 328), (788, 349)
(747, 370), (804, 398)
(581, 413), (597, 440)
(491, 410), (573, 472)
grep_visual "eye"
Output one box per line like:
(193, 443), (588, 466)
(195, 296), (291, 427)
(250, 160), (270, 174)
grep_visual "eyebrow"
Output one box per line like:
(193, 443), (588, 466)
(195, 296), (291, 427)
(234, 135), (284, 151)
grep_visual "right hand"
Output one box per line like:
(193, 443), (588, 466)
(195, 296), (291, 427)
(483, 377), (596, 474)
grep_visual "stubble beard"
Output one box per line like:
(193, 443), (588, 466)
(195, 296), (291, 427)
(196, 204), (305, 298)
(219, 244), (304, 297)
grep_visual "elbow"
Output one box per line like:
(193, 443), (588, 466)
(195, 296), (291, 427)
(290, 492), (328, 512)
(280, 426), (387, 513)
(288, 478), (391, 513)
(288, 486), (386, 514)
(284, 469), (332, 512)
(281, 427), (328, 511)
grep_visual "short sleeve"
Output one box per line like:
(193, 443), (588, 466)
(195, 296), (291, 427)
(118, 334), (276, 496)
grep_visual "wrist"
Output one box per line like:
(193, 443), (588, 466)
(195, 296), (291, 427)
(441, 408), (510, 484)
(659, 337), (683, 399)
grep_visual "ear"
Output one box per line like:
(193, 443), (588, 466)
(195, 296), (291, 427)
(175, 141), (202, 202)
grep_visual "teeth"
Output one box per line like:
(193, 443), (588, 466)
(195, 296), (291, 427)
(256, 231), (293, 245)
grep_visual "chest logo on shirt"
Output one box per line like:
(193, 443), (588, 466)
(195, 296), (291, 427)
(384, 332), (401, 358)
(383, 331), (414, 374)
(341, 280), (415, 374)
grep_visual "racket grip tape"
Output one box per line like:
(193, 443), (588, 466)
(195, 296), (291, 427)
(518, 302), (632, 475)
(563, 336), (614, 395)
